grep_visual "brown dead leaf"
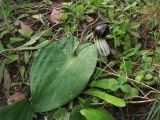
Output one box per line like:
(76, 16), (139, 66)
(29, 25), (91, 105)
(50, 8), (63, 24)
(7, 92), (25, 105)
(86, 15), (94, 23)
(3, 68), (11, 98)
(18, 21), (33, 38)
(146, 40), (157, 49)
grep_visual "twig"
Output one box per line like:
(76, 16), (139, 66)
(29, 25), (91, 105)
(148, 63), (160, 67)
(101, 69), (160, 93)
(128, 78), (160, 93)
(127, 99), (157, 104)
(130, 82), (146, 96)
(91, 102), (106, 106)
(144, 91), (157, 98)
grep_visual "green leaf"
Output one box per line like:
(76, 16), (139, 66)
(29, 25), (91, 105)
(122, 19), (129, 32)
(135, 71), (145, 82)
(127, 87), (139, 97)
(15, 30), (50, 51)
(0, 99), (34, 120)
(16, 30), (48, 49)
(124, 34), (131, 50)
(43, 0), (51, 4)
(54, 108), (69, 120)
(32, 14), (44, 24)
(117, 73), (127, 85)
(80, 108), (115, 120)
(41, 29), (53, 37)
(61, 13), (68, 21)
(19, 66), (25, 79)
(120, 61), (134, 76)
(0, 59), (6, 84)
(30, 37), (97, 112)
(6, 55), (19, 64)
(120, 84), (131, 94)
(75, 5), (84, 13)
(134, 43), (141, 51)
(24, 51), (30, 64)
(156, 46), (160, 54)
(47, 108), (69, 120)
(18, 21), (33, 38)
(90, 78), (119, 91)
(84, 89), (126, 107)
(130, 22), (140, 29)
(17, 40), (50, 50)
(108, 9), (114, 21)
(123, 43), (141, 58)
(145, 74), (153, 80)
(120, 84), (139, 97)
(69, 105), (85, 120)
(129, 31), (141, 38)
(0, 30), (8, 39)
(10, 37), (25, 44)
(0, 41), (4, 51)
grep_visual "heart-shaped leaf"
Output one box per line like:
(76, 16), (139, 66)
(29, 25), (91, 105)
(30, 37), (97, 112)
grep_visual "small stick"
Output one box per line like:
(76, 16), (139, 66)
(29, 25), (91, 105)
(101, 69), (160, 93)
(127, 99), (156, 104)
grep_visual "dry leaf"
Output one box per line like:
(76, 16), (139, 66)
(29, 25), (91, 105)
(50, 8), (63, 24)
(86, 16), (94, 23)
(7, 92), (25, 105)
(146, 40), (156, 49)
(18, 21), (33, 38)
(3, 68), (11, 98)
